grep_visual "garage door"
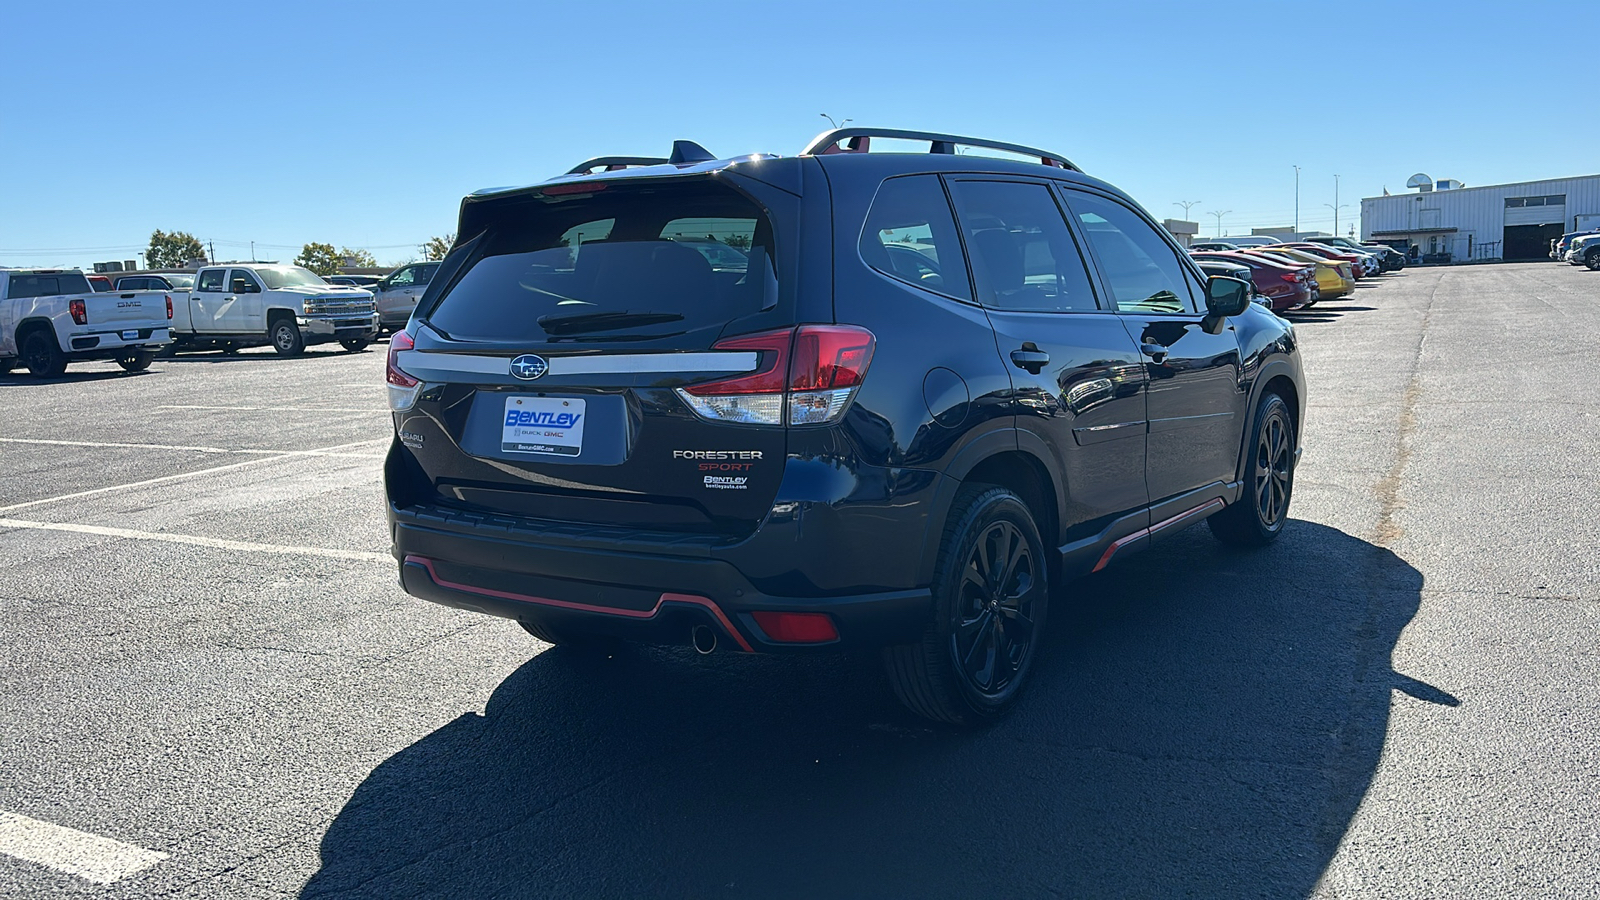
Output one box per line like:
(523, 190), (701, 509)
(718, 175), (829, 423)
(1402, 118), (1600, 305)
(1505, 195), (1566, 226)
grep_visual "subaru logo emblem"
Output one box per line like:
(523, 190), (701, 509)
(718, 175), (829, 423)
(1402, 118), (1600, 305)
(509, 354), (548, 380)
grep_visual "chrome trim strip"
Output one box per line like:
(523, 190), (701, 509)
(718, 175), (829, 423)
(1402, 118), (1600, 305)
(396, 351), (759, 377)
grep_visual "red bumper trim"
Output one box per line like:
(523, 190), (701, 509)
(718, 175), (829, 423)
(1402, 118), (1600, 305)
(403, 554), (755, 652)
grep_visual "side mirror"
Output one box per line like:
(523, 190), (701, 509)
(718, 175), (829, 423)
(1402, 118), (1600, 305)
(1205, 275), (1251, 318)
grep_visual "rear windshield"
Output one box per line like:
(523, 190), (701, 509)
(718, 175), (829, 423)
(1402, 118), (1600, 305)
(428, 181), (777, 342)
(6, 272), (92, 299)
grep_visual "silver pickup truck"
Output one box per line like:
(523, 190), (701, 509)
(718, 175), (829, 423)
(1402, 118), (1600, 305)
(0, 268), (173, 377)
(166, 264), (379, 356)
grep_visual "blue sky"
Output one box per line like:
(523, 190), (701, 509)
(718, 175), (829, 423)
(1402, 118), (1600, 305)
(3, 0), (1592, 269)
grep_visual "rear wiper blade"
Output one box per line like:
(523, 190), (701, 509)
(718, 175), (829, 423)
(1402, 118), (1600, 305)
(536, 310), (685, 335)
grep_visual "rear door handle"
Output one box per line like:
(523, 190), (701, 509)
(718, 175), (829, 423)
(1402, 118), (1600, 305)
(1140, 342), (1169, 364)
(1010, 344), (1050, 375)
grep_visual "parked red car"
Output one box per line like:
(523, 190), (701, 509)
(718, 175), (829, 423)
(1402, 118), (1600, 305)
(1190, 250), (1316, 311)
(86, 274), (113, 292)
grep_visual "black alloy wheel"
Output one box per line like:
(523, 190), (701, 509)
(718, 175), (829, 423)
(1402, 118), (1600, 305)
(21, 330), (67, 378)
(885, 485), (1049, 726)
(1587, 249), (1600, 271)
(1209, 393), (1294, 547)
(950, 518), (1040, 697)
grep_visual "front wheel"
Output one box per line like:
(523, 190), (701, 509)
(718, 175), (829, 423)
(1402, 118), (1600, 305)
(116, 351), (156, 372)
(339, 338), (372, 353)
(884, 485), (1048, 726)
(1210, 393), (1295, 547)
(1586, 250), (1600, 271)
(20, 330), (67, 378)
(270, 319), (304, 357)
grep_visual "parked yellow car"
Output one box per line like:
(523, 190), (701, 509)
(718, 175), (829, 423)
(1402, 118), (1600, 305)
(1246, 248), (1355, 299)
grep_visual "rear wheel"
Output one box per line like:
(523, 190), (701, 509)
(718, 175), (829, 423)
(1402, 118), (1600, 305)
(339, 338), (371, 353)
(1586, 249), (1600, 271)
(115, 351), (156, 372)
(270, 318), (304, 357)
(1210, 393), (1294, 547)
(884, 485), (1048, 726)
(20, 330), (67, 378)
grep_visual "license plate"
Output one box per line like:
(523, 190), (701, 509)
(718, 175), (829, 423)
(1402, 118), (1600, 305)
(501, 396), (585, 457)
(121, 330), (139, 340)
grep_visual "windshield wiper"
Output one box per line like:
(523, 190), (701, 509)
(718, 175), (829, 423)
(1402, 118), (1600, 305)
(537, 310), (685, 335)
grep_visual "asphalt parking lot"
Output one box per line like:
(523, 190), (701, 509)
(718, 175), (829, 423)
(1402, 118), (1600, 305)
(1, 261), (1597, 898)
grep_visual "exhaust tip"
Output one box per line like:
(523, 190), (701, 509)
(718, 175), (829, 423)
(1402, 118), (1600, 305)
(691, 625), (718, 655)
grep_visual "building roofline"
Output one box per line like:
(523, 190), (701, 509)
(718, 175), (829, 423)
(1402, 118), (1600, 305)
(1362, 173), (1600, 202)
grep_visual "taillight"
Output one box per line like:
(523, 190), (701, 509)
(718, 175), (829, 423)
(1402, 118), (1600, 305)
(165, 295), (173, 319)
(386, 330), (421, 410)
(677, 324), (876, 426)
(1280, 272), (1300, 283)
(69, 298), (87, 325)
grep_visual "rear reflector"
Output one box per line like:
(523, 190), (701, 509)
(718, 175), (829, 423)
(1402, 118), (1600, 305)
(751, 611), (839, 644)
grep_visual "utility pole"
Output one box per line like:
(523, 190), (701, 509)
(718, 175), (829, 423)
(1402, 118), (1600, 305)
(250, 241), (255, 262)
(208, 241), (215, 264)
(1293, 165), (1301, 233)
(1174, 200), (1201, 223)
(1211, 210), (1232, 239)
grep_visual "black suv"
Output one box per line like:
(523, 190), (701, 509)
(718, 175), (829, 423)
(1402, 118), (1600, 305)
(384, 128), (1305, 725)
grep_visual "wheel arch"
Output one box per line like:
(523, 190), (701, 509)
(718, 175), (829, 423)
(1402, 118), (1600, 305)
(916, 428), (1065, 585)
(15, 316), (55, 345)
(1232, 359), (1303, 489)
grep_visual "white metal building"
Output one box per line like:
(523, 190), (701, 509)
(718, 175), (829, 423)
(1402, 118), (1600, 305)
(1359, 175), (1600, 262)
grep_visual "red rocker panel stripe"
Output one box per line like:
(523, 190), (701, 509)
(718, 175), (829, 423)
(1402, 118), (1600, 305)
(1091, 498), (1226, 573)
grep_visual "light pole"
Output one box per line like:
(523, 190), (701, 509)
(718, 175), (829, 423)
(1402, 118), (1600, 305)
(1211, 210), (1233, 239)
(820, 113), (852, 130)
(1174, 200), (1201, 223)
(1293, 165), (1301, 233)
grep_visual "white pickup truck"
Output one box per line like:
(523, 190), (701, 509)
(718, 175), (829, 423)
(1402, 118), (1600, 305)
(0, 268), (174, 377)
(168, 264), (380, 356)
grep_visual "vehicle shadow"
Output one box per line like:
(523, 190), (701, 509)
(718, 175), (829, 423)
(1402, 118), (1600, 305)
(0, 369), (147, 386)
(158, 348), (373, 363)
(301, 521), (1438, 899)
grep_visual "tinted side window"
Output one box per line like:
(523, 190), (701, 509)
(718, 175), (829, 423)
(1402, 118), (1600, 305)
(1066, 192), (1197, 314)
(858, 175), (971, 302)
(415, 264), (440, 285)
(947, 180), (1099, 313)
(198, 270), (226, 292)
(230, 269), (262, 293)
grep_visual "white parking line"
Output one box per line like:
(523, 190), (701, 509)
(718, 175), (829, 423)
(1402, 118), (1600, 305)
(0, 438), (387, 515)
(0, 518), (390, 562)
(157, 404), (381, 413)
(0, 810), (167, 885)
(0, 437), (384, 458)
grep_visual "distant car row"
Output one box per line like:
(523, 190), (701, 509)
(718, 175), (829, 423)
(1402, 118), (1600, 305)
(1553, 229), (1600, 269)
(1180, 236), (1405, 313)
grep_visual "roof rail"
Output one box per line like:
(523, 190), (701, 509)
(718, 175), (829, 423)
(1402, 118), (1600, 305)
(565, 156), (671, 175)
(800, 127), (1079, 172)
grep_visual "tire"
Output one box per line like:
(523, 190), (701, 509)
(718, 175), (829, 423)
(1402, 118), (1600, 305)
(884, 484), (1049, 726)
(220, 342), (239, 356)
(270, 318), (304, 357)
(1586, 249), (1600, 271)
(339, 338), (371, 353)
(115, 351), (156, 372)
(1209, 393), (1295, 547)
(20, 329), (67, 378)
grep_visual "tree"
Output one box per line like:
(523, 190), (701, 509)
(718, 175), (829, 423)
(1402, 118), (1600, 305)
(420, 234), (455, 261)
(339, 247), (378, 268)
(295, 242), (342, 276)
(146, 230), (205, 269)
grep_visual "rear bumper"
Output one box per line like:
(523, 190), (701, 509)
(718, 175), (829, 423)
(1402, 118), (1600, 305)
(393, 518), (932, 652)
(64, 326), (172, 358)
